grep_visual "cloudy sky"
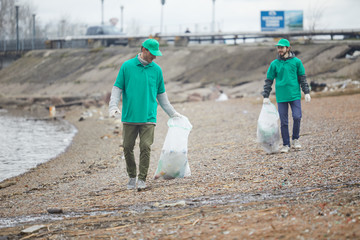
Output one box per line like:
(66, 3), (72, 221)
(22, 0), (360, 35)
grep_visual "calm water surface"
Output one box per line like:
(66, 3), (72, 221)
(0, 109), (77, 182)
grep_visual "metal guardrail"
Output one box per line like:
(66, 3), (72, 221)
(47, 28), (360, 47)
(1, 29), (359, 52)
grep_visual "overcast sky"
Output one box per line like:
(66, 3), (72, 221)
(22, 0), (360, 35)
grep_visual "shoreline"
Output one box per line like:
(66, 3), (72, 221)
(0, 94), (359, 238)
(0, 110), (77, 183)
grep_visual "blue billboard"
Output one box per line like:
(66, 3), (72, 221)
(261, 11), (284, 31)
(261, 10), (303, 31)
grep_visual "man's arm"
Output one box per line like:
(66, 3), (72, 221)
(261, 79), (274, 98)
(108, 86), (122, 117)
(298, 75), (310, 94)
(157, 92), (180, 118)
(298, 75), (311, 102)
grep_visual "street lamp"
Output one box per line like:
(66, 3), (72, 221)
(32, 14), (36, 49)
(120, 5), (124, 32)
(61, 20), (65, 37)
(160, 0), (165, 34)
(101, 0), (104, 25)
(212, 0), (216, 33)
(15, 5), (19, 51)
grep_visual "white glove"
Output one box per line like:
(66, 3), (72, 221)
(171, 112), (182, 118)
(305, 94), (311, 102)
(263, 98), (270, 104)
(109, 108), (121, 118)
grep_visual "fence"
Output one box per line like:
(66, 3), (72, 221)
(0, 38), (48, 52)
(1, 29), (359, 52)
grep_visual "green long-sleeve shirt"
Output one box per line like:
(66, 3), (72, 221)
(264, 52), (309, 102)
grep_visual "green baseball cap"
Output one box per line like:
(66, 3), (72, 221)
(276, 39), (290, 47)
(142, 39), (162, 56)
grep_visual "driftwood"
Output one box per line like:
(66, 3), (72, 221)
(51, 101), (83, 109)
(26, 115), (65, 121)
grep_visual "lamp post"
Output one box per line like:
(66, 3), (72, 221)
(211, 0), (216, 43)
(101, 0), (104, 25)
(160, 0), (165, 34)
(120, 5), (124, 32)
(212, 0), (216, 33)
(32, 14), (36, 49)
(61, 20), (65, 37)
(15, 5), (19, 51)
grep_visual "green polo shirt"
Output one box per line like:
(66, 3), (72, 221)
(114, 56), (165, 123)
(266, 57), (305, 102)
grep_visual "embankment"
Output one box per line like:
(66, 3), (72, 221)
(0, 41), (359, 108)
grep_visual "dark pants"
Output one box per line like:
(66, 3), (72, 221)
(277, 100), (302, 147)
(122, 124), (155, 181)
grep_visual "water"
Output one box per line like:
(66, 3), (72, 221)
(0, 109), (77, 182)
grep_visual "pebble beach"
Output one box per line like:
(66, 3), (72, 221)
(0, 93), (359, 239)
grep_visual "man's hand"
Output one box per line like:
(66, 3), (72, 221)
(109, 108), (121, 118)
(305, 94), (311, 102)
(263, 98), (271, 104)
(171, 112), (182, 118)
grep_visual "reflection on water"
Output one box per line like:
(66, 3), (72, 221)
(0, 109), (77, 182)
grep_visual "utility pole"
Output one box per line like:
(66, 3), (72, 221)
(15, 5), (19, 51)
(101, 0), (104, 25)
(120, 5), (124, 32)
(32, 14), (36, 49)
(160, 0), (165, 34)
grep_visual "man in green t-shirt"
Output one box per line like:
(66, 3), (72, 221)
(109, 39), (182, 190)
(262, 39), (311, 153)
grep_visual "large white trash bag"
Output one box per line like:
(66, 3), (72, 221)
(257, 103), (280, 153)
(154, 116), (192, 180)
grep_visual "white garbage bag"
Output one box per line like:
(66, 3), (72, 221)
(257, 103), (280, 153)
(154, 116), (192, 180)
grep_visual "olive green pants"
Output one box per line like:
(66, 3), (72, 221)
(122, 124), (155, 181)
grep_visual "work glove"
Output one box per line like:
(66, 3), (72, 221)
(263, 98), (271, 104)
(109, 107), (121, 119)
(305, 94), (311, 102)
(171, 112), (182, 118)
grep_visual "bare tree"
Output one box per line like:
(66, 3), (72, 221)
(1, 0), (86, 41)
(39, 16), (87, 38)
(0, 0), (38, 39)
(0, 0), (16, 39)
(307, 0), (327, 32)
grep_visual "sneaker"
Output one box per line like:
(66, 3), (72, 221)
(280, 145), (290, 153)
(137, 179), (146, 190)
(127, 178), (136, 190)
(293, 139), (301, 149)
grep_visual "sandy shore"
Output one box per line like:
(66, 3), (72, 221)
(0, 94), (359, 239)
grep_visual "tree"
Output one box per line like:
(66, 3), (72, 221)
(0, 0), (42, 39)
(1, 0), (86, 41)
(0, 0), (17, 39)
(307, 0), (327, 32)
